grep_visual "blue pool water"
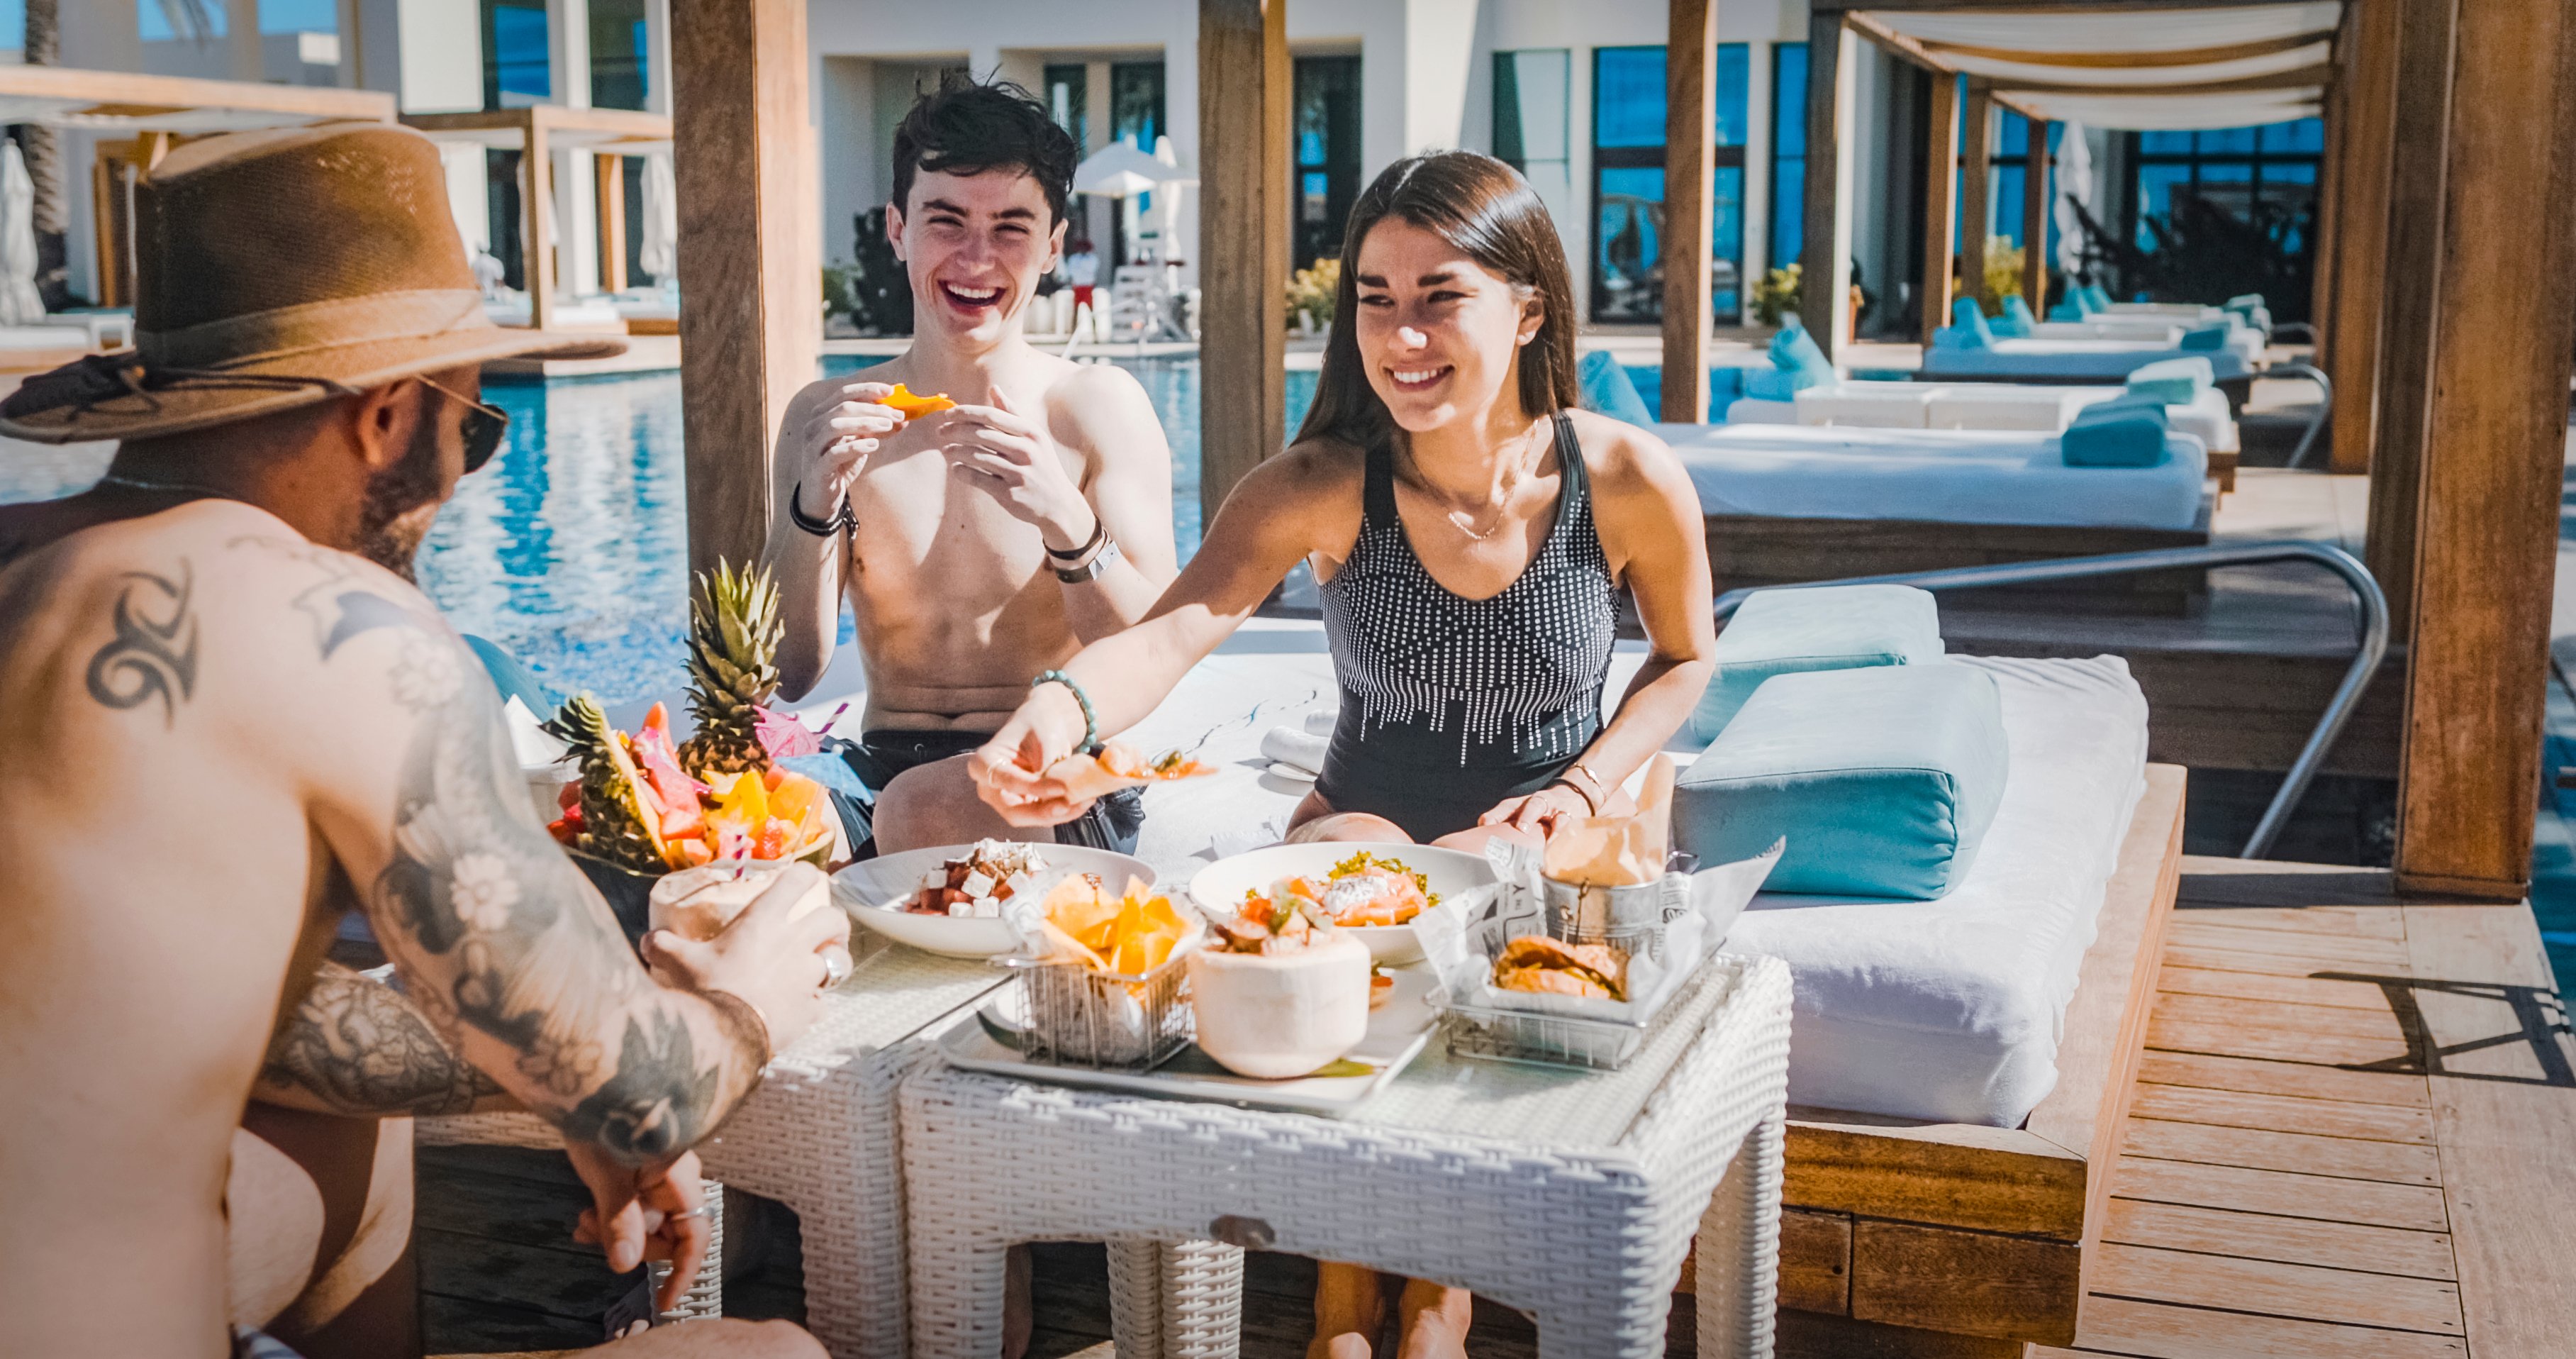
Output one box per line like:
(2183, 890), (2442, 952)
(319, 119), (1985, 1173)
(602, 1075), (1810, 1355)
(0, 357), (1324, 707)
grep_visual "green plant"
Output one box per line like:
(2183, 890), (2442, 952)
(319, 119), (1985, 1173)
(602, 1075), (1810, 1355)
(821, 264), (859, 321)
(1751, 263), (1802, 327)
(1981, 238), (2026, 310)
(1286, 257), (1340, 330)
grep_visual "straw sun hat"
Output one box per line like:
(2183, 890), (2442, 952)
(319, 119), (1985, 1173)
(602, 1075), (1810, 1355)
(0, 121), (623, 444)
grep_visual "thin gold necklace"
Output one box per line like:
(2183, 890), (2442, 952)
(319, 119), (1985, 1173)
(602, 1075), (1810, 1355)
(1408, 423), (1548, 543)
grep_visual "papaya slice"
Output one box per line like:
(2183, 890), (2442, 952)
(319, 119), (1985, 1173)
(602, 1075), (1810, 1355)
(881, 383), (956, 418)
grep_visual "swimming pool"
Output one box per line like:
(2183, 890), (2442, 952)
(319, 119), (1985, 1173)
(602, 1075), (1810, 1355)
(0, 357), (1322, 707)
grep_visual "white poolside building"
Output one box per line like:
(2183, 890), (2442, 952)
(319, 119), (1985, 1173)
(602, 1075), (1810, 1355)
(24, 0), (2322, 338)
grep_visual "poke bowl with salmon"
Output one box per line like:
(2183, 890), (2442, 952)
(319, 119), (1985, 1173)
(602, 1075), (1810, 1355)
(1186, 843), (1494, 965)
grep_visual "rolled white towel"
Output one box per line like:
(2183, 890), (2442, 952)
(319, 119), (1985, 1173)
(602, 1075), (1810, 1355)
(1261, 724), (1329, 777)
(1303, 706), (1337, 736)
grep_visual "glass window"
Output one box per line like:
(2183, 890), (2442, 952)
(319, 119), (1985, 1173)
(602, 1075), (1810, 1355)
(1712, 165), (1744, 313)
(2131, 163), (2192, 250)
(2141, 131), (2194, 155)
(2263, 118), (2326, 152)
(588, 0), (649, 110)
(1495, 50), (1575, 250)
(1110, 62), (1166, 150)
(258, 0), (337, 31)
(1992, 165), (2026, 250)
(1594, 48), (1666, 149)
(1595, 166), (1663, 321)
(1768, 43), (1808, 267)
(140, 0), (226, 40)
(1293, 56), (1363, 267)
(2199, 126), (2258, 153)
(484, 0), (550, 109)
(1044, 64), (1088, 150)
(1714, 44), (1750, 147)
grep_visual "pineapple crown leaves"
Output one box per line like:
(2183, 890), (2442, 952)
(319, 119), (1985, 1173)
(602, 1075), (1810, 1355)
(542, 694), (668, 872)
(685, 560), (783, 704)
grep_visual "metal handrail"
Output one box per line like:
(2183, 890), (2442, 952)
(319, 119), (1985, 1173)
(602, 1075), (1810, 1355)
(1712, 540), (2390, 860)
(2264, 361), (2335, 469)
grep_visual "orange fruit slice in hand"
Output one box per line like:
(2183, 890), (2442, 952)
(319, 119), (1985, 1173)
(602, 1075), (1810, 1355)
(881, 383), (955, 418)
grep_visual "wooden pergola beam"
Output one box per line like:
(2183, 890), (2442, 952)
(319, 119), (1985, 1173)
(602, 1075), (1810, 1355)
(2365, 0), (2459, 642)
(1196, 0), (1289, 526)
(2390, 0), (2576, 899)
(1661, 0), (1717, 422)
(1920, 70), (1961, 346)
(670, 0), (818, 575)
(522, 117), (554, 331)
(0, 62), (394, 122)
(1797, 11), (1858, 357)
(1958, 81), (1995, 314)
(1915, 33), (2328, 70)
(2326, 0), (2398, 477)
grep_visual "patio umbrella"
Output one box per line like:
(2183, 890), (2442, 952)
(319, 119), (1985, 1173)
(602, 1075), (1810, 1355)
(0, 141), (45, 326)
(2053, 120), (2093, 280)
(638, 152), (677, 282)
(1074, 140), (1191, 200)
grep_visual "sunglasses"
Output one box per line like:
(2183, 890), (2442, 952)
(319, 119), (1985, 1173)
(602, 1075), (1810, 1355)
(416, 374), (511, 473)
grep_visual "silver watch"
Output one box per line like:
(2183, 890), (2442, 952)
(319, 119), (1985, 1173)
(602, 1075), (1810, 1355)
(1052, 537), (1122, 583)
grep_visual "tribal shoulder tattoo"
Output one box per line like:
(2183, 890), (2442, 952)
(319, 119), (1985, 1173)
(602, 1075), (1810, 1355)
(84, 562), (199, 725)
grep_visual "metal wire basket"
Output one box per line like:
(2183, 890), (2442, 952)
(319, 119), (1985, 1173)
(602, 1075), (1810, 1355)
(1437, 955), (1713, 1071)
(1005, 950), (1195, 1071)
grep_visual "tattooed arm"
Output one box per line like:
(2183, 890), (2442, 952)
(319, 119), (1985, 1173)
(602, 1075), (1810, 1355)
(252, 962), (516, 1116)
(241, 538), (849, 1164)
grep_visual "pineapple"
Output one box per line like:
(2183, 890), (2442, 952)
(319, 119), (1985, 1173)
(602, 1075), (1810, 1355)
(678, 560), (784, 779)
(545, 694), (669, 875)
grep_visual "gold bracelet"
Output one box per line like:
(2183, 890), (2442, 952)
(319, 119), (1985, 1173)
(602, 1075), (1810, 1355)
(1563, 762), (1610, 813)
(1551, 776), (1600, 815)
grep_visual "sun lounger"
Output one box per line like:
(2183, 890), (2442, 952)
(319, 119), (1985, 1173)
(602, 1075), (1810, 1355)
(915, 632), (2179, 1358)
(1658, 422), (2213, 613)
(1724, 381), (2241, 492)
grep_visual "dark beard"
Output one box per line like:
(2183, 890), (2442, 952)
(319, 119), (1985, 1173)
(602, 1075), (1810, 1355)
(354, 414), (449, 581)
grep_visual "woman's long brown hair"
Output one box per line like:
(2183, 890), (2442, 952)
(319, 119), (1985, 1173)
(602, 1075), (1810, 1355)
(1292, 151), (1581, 454)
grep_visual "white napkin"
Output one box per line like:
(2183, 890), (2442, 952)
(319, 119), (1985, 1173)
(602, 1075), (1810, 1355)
(1259, 725), (1329, 777)
(505, 696), (571, 770)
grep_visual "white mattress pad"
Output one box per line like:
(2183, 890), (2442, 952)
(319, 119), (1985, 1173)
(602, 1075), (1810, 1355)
(1726, 384), (2237, 455)
(1729, 655), (2151, 1126)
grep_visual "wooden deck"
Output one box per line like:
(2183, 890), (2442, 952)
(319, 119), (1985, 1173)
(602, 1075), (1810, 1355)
(422, 856), (2575, 1358)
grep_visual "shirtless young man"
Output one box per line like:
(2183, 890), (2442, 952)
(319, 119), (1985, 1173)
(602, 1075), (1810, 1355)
(0, 124), (844, 1359)
(762, 77), (1178, 855)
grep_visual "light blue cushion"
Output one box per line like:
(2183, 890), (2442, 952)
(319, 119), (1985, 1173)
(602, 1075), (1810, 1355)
(464, 634), (557, 713)
(1951, 296), (1995, 346)
(2225, 292), (2265, 312)
(1772, 322), (1839, 382)
(1673, 662), (2009, 899)
(1578, 348), (1656, 427)
(1686, 584), (1944, 745)
(2063, 394), (2172, 467)
(1992, 294), (2036, 337)
(2178, 322), (2230, 353)
(2079, 283), (2112, 313)
(2125, 356), (2214, 405)
(2046, 300), (2087, 321)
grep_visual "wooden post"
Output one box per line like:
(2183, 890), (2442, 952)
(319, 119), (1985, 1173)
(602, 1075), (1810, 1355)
(1919, 70), (1958, 348)
(596, 153), (628, 294)
(521, 109), (555, 332)
(1958, 82), (1994, 315)
(1660, 0), (1716, 422)
(1197, 0), (1289, 526)
(2328, 0), (2401, 477)
(2021, 117), (2049, 313)
(2391, 0), (2576, 899)
(671, 0), (820, 575)
(1796, 11), (1854, 357)
(2365, 0), (2459, 640)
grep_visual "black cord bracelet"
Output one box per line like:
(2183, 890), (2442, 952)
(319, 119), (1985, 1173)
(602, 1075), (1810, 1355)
(788, 482), (854, 537)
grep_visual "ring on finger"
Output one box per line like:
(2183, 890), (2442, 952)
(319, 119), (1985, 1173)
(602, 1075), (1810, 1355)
(818, 947), (854, 991)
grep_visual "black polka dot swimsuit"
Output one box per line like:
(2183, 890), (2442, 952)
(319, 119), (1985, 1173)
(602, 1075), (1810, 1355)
(1315, 412), (1619, 841)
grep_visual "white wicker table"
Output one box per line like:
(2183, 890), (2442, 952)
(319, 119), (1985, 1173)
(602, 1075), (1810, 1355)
(898, 953), (1793, 1359)
(421, 933), (1006, 1357)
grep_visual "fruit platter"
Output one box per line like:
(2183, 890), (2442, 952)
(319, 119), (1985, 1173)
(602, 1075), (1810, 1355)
(537, 562), (849, 935)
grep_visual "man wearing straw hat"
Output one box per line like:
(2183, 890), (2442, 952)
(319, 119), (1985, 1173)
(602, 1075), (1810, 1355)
(0, 123), (837, 1358)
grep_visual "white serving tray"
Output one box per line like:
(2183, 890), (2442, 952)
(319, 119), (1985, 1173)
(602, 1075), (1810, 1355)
(937, 967), (1440, 1114)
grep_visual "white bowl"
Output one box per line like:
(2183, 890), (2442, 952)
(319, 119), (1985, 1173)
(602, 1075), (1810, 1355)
(1186, 933), (1372, 1078)
(833, 844), (1156, 959)
(1187, 841), (1495, 966)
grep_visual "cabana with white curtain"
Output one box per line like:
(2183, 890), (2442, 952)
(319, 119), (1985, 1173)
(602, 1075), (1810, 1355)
(400, 106), (674, 333)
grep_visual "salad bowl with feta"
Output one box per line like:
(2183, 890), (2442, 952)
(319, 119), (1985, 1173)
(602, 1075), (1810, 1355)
(833, 840), (1156, 958)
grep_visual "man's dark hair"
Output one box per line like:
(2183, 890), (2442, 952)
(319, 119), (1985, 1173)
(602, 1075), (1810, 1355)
(891, 74), (1078, 225)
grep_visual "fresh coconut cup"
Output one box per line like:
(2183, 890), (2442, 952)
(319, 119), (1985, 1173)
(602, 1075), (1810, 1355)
(1184, 932), (1372, 1079)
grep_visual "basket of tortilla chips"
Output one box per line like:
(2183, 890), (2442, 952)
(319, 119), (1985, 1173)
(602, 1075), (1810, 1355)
(999, 874), (1201, 1070)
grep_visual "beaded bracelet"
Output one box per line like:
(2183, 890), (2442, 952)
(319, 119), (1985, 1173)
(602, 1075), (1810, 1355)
(1032, 668), (1101, 754)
